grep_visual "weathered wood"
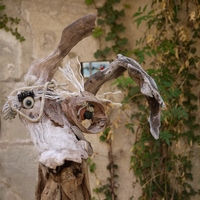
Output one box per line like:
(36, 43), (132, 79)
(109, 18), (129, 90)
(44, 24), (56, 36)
(25, 14), (96, 85)
(2, 14), (166, 200)
(21, 14), (96, 200)
(61, 91), (107, 134)
(85, 54), (166, 139)
(35, 161), (91, 200)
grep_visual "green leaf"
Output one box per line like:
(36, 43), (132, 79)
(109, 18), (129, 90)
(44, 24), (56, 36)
(143, 4), (148, 12)
(105, 32), (116, 41)
(0, 4), (5, 10)
(151, 49), (157, 56)
(133, 9), (153, 28)
(103, 46), (111, 54)
(106, 13), (116, 24)
(160, 131), (172, 145)
(100, 135), (107, 142)
(146, 51), (152, 57)
(171, 106), (188, 120)
(116, 37), (128, 46)
(85, 0), (94, 5)
(134, 14), (153, 28)
(111, 23), (126, 33)
(90, 163), (96, 173)
(118, 10), (125, 17)
(97, 18), (105, 25)
(124, 4), (131, 9)
(125, 123), (134, 133)
(112, 45), (120, 53)
(92, 27), (103, 38)
(94, 50), (103, 59)
(103, 127), (111, 137)
(132, 11), (143, 18)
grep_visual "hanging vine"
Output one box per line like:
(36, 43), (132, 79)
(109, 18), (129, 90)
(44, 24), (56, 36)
(85, 1), (128, 199)
(0, 0), (25, 42)
(88, 126), (119, 200)
(116, 0), (200, 199)
(87, 0), (200, 199)
(85, 0), (129, 59)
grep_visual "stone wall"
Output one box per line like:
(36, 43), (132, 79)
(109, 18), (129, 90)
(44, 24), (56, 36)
(0, 1), (144, 199)
(1, 1), (199, 200)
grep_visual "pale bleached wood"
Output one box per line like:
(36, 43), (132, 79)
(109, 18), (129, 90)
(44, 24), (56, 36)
(25, 14), (96, 85)
(85, 54), (165, 139)
(2, 13), (166, 200)
(21, 14), (96, 200)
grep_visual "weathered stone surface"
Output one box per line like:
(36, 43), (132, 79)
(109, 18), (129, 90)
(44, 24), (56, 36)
(0, 142), (38, 200)
(0, 0), (99, 198)
(1, 0), (200, 200)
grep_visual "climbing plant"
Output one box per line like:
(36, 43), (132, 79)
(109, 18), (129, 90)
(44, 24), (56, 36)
(85, 0), (129, 59)
(85, 1), (128, 199)
(88, 126), (119, 200)
(0, 0), (25, 42)
(86, 0), (200, 200)
(116, 0), (200, 199)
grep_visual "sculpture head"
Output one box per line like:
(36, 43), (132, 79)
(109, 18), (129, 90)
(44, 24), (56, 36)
(2, 14), (165, 170)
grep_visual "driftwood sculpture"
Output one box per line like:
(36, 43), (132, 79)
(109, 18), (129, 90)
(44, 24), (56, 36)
(2, 14), (165, 200)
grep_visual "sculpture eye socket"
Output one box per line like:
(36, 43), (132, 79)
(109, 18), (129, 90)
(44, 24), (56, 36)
(18, 91), (35, 109)
(22, 96), (34, 109)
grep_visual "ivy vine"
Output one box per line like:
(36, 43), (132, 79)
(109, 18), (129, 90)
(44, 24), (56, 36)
(88, 126), (119, 200)
(85, 1), (127, 199)
(116, 0), (200, 199)
(0, 0), (25, 42)
(85, 0), (129, 59)
(86, 0), (200, 200)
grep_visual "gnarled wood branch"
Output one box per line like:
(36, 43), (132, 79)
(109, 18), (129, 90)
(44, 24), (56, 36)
(25, 14), (96, 85)
(5, 14), (97, 200)
(2, 13), (165, 200)
(85, 54), (166, 139)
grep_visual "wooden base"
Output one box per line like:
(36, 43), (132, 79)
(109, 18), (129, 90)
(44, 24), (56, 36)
(35, 160), (91, 200)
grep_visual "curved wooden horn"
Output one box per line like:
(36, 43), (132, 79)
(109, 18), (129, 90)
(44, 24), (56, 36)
(25, 14), (96, 85)
(84, 54), (166, 139)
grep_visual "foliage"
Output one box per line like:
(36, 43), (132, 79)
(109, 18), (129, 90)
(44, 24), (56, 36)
(85, 0), (129, 59)
(85, 1), (127, 198)
(0, 0), (25, 42)
(116, 0), (200, 199)
(86, 0), (200, 199)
